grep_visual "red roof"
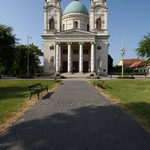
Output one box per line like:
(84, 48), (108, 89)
(129, 61), (146, 68)
(123, 59), (142, 67)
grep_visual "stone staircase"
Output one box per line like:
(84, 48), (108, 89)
(60, 73), (91, 78)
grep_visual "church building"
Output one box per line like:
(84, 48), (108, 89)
(42, 0), (109, 75)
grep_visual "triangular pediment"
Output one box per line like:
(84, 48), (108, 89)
(55, 29), (96, 36)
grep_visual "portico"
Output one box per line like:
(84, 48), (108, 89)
(55, 41), (95, 74)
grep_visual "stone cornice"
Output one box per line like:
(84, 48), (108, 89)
(43, 5), (61, 10)
(62, 13), (89, 21)
(90, 4), (108, 12)
(55, 29), (96, 36)
(96, 35), (110, 39)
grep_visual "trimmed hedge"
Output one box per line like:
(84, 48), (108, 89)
(117, 76), (135, 79)
(110, 72), (147, 75)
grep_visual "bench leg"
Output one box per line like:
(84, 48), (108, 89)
(37, 93), (40, 100)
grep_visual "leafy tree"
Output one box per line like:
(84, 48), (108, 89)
(112, 66), (122, 72)
(135, 33), (150, 60)
(0, 24), (18, 74)
(124, 67), (134, 73)
(15, 44), (43, 75)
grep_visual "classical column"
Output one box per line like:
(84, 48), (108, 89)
(56, 42), (60, 73)
(59, 46), (61, 71)
(67, 42), (72, 73)
(79, 42), (84, 73)
(91, 42), (95, 72)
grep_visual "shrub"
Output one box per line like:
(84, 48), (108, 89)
(90, 73), (94, 76)
(56, 73), (60, 76)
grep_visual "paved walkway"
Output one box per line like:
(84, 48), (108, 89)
(0, 81), (150, 150)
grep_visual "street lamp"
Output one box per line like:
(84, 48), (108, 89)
(120, 37), (125, 76)
(27, 36), (32, 76)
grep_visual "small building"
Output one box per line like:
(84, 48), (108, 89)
(118, 59), (150, 74)
(42, 0), (110, 75)
(118, 59), (142, 67)
(129, 61), (149, 74)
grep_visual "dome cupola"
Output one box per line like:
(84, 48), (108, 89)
(63, 0), (89, 15)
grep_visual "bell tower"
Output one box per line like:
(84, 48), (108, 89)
(44, 0), (62, 33)
(89, 0), (108, 34)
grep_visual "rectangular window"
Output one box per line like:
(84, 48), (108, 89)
(97, 46), (101, 50)
(73, 50), (78, 54)
(50, 46), (54, 50)
(83, 50), (89, 54)
(63, 50), (68, 54)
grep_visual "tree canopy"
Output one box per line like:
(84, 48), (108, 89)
(135, 33), (150, 59)
(0, 24), (18, 73)
(15, 44), (43, 75)
(0, 24), (43, 76)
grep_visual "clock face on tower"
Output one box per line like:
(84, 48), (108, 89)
(50, 11), (54, 14)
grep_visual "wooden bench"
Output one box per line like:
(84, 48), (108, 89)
(94, 80), (104, 88)
(28, 83), (48, 100)
(54, 78), (61, 84)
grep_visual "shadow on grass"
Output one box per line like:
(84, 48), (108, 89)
(0, 105), (150, 150)
(100, 86), (106, 90)
(0, 87), (29, 101)
(105, 86), (112, 89)
(124, 102), (150, 124)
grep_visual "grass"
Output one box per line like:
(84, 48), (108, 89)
(0, 80), (55, 129)
(90, 80), (150, 132)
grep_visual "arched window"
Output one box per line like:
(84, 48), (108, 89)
(74, 21), (78, 29)
(49, 19), (54, 29)
(96, 18), (101, 30)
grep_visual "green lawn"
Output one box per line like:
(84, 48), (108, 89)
(0, 80), (55, 125)
(91, 80), (150, 128)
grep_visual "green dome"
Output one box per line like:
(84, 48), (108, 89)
(63, 0), (89, 15)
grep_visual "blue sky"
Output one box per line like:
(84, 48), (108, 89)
(0, 0), (150, 66)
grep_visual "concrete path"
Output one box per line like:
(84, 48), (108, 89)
(0, 81), (150, 150)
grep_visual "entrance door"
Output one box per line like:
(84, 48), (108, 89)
(73, 61), (79, 72)
(63, 61), (67, 72)
(83, 61), (88, 73)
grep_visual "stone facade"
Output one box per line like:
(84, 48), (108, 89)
(42, 0), (110, 75)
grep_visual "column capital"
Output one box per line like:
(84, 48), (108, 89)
(90, 42), (96, 45)
(56, 42), (60, 45)
(79, 42), (84, 45)
(67, 42), (72, 45)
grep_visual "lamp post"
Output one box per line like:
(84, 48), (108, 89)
(27, 36), (32, 76)
(120, 37), (125, 76)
